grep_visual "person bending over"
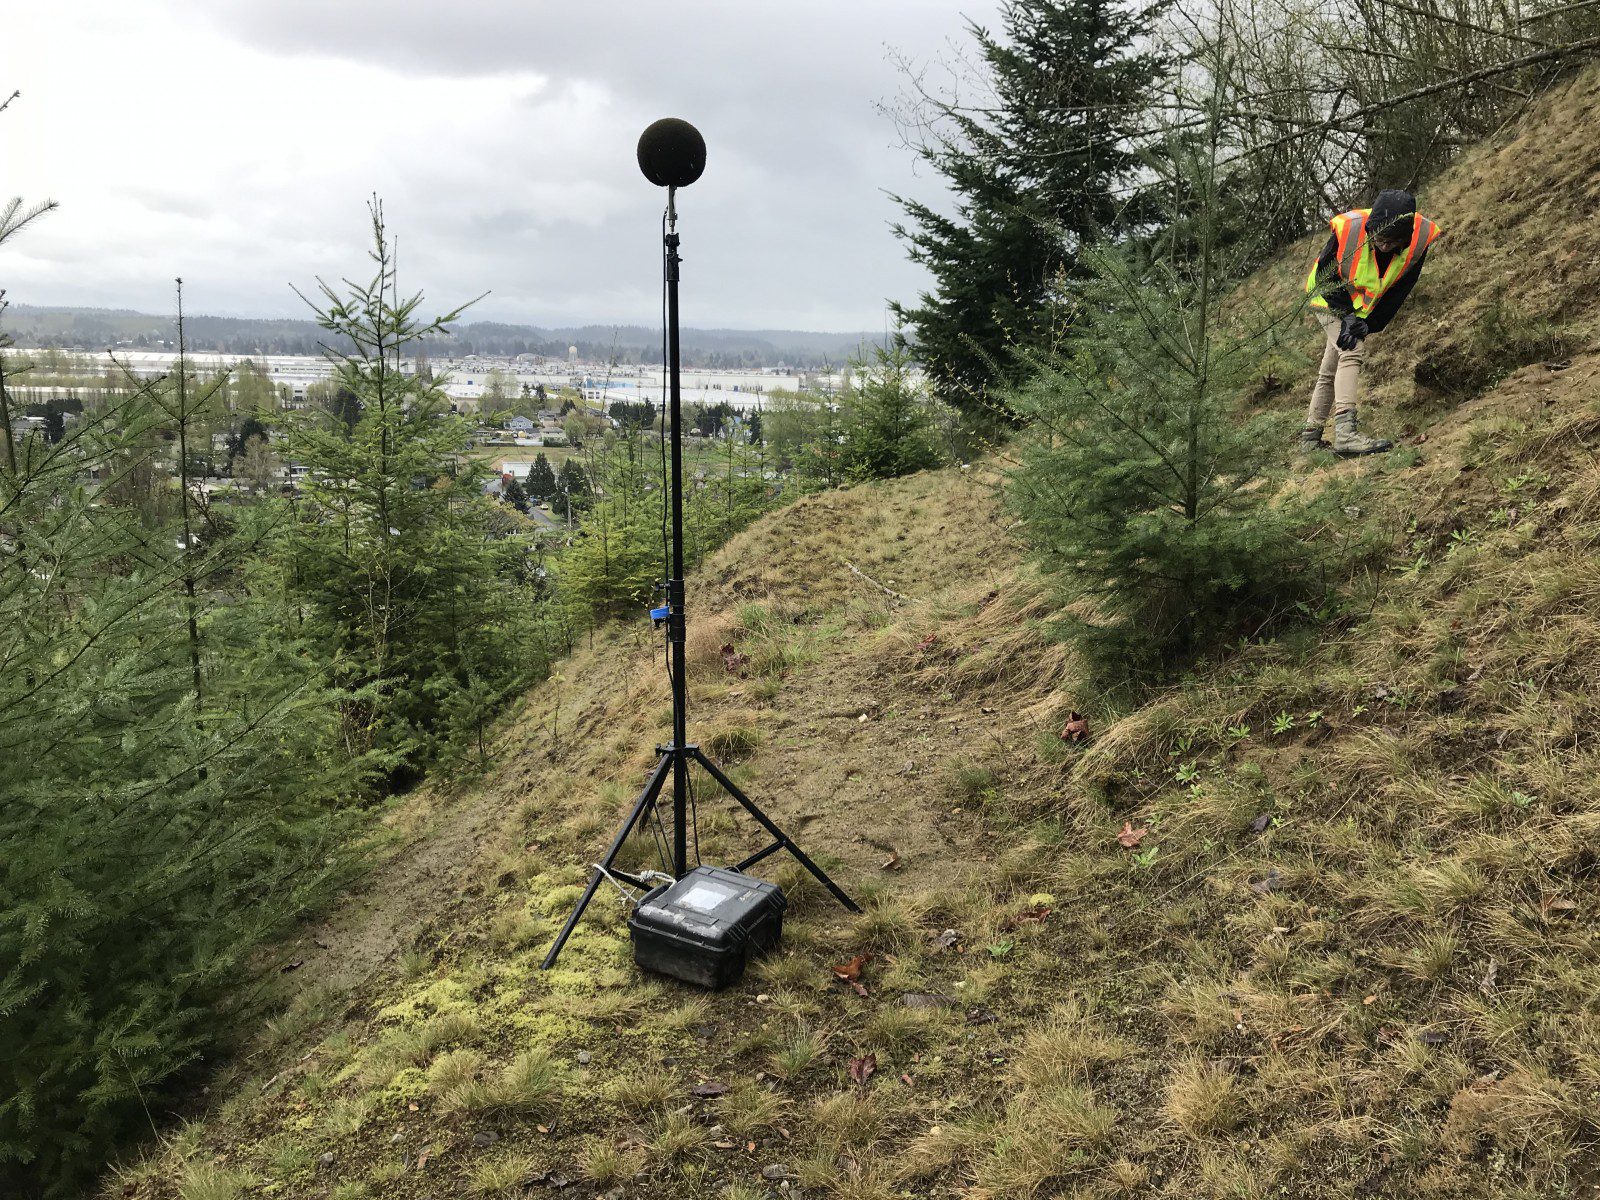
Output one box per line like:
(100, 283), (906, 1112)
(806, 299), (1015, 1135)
(1301, 188), (1440, 456)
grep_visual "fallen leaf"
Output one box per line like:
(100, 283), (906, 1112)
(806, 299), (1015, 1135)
(1248, 867), (1283, 895)
(880, 850), (901, 871)
(900, 1072), (914, 1086)
(916, 633), (938, 651)
(713, 1139), (736, 1150)
(832, 954), (872, 982)
(719, 643), (750, 675)
(415, 1151), (430, 1171)
(1000, 904), (1051, 931)
(1116, 821), (1148, 850)
(849, 1054), (877, 1086)
(1060, 711), (1090, 742)
(1363, 994), (1378, 1006)
(1540, 894), (1577, 918)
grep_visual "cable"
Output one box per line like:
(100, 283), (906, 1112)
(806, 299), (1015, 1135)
(660, 207), (672, 586)
(658, 207), (675, 714)
(689, 767), (702, 868)
(648, 795), (672, 876)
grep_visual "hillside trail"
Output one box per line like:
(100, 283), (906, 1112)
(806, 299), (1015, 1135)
(270, 769), (521, 1002)
(265, 469), (1023, 1009)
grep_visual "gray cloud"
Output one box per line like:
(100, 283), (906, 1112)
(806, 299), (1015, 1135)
(4, 1), (996, 331)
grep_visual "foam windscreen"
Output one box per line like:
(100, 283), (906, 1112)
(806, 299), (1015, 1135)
(637, 118), (706, 188)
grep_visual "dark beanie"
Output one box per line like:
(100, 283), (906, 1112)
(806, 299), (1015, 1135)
(1369, 188), (1417, 239)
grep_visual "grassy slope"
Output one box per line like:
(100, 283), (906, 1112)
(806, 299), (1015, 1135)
(111, 70), (1600, 1200)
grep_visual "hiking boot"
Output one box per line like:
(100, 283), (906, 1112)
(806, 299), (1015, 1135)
(1296, 425), (1329, 455)
(1332, 411), (1392, 456)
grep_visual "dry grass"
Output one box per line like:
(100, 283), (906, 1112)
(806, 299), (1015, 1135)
(1163, 1057), (1245, 1139)
(768, 1028), (827, 1081)
(579, 1138), (644, 1186)
(970, 1084), (1118, 1196)
(685, 609), (743, 680)
(466, 1150), (542, 1195)
(176, 1164), (254, 1200)
(1009, 1002), (1136, 1090)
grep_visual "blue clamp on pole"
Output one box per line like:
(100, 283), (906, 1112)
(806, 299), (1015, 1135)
(649, 604), (670, 625)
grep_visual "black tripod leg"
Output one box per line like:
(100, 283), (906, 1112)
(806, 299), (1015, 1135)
(691, 748), (860, 913)
(540, 752), (674, 969)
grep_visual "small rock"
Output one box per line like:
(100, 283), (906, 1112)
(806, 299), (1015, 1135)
(690, 1080), (729, 1098)
(545, 1170), (572, 1188)
(389, 1132), (403, 1145)
(318, 1152), (336, 1168)
(576, 1050), (592, 1065)
(471, 1130), (499, 1148)
(762, 1163), (796, 1181)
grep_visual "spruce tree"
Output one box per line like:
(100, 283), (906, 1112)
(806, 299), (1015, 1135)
(555, 458), (590, 523)
(277, 202), (537, 779)
(503, 473), (530, 512)
(840, 339), (942, 481)
(527, 452), (557, 501)
(889, 0), (1166, 424)
(1006, 61), (1334, 681)
(1, 289), (358, 1193)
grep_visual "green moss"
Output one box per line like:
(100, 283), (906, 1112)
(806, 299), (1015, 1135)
(535, 884), (586, 916)
(376, 976), (473, 1025)
(377, 1066), (429, 1104)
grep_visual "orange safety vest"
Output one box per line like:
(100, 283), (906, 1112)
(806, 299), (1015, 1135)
(1306, 208), (1441, 318)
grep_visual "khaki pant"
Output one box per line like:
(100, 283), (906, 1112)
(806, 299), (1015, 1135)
(1306, 308), (1365, 426)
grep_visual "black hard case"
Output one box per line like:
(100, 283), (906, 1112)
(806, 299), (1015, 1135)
(627, 865), (787, 989)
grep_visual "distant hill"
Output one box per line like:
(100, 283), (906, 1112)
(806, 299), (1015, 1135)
(2, 305), (886, 370)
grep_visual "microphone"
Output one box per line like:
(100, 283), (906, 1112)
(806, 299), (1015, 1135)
(637, 118), (706, 189)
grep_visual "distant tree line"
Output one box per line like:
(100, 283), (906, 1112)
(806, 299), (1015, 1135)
(8, 306), (888, 370)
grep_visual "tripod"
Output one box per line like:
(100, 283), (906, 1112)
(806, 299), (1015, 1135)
(540, 184), (858, 971)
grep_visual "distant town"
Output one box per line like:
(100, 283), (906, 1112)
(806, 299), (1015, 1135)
(1, 342), (872, 524)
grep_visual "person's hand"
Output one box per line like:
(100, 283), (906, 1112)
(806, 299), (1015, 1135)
(1337, 314), (1369, 350)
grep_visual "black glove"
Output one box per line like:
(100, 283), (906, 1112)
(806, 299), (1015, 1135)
(1336, 315), (1369, 351)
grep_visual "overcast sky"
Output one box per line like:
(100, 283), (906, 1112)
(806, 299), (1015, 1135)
(2, 1), (1001, 332)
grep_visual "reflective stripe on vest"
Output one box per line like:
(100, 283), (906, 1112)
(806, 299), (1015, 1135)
(1306, 210), (1440, 317)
